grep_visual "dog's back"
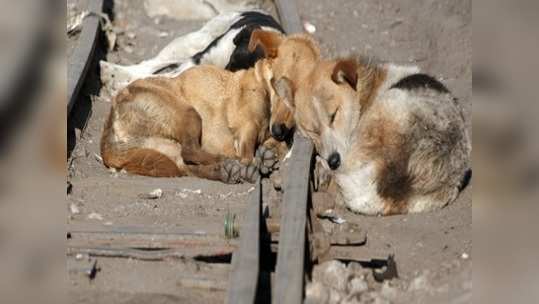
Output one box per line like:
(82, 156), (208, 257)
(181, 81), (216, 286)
(362, 66), (471, 214)
(192, 11), (284, 72)
(101, 10), (284, 96)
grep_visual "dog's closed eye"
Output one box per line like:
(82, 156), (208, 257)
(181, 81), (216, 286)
(329, 107), (339, 126)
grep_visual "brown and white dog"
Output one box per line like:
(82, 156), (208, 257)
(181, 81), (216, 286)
(99, 33), (316, 183)
(271, 55), (471, 215)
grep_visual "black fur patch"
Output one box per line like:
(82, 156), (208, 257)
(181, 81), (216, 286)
(458, 169), (472, 192)
(193, 11), (284, 68)
(377, 159), (413, 203)
(192, 31), (226, 64)
(232, 11), (285, 32)
(225, 25), (266, 71)
(390, 74), (450, 93)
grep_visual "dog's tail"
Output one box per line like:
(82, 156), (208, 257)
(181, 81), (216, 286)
(100, 112), (185, 178)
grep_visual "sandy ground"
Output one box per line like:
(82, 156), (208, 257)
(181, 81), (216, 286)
(67, 0), (472, 303)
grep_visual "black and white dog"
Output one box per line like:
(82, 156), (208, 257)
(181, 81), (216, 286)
(100, 10), (284, 96)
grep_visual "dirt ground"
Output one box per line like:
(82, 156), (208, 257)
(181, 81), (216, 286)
(67, 0), (472, 303)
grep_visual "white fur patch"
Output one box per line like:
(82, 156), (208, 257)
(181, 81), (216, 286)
(336, 162), (385, 215)
(199, 27), (242, 67)
(100, 11), (245, 95)
(112, 120), (129, 142)
(408, 195), (443, 213)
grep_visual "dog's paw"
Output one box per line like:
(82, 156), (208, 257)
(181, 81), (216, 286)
(256, 145), (278, 176)
(221, 160), (259, 184)
(221, 159), (244, 184)
(240, 163), (260, 184)
(314, 156), (333, 191)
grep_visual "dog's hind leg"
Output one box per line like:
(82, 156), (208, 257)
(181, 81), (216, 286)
(102, 136), (189, 177)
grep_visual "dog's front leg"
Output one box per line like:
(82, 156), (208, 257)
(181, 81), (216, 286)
(261, 137), (289, 160)
(236, 124), (259, 165)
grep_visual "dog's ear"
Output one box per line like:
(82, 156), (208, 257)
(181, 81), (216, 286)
(249, 30), (283, 58)
(332, 59), (358, 89)
(234, 25), (257, 45)
(272, 77), (295, 109)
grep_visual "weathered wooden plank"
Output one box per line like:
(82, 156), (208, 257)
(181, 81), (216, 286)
(67, 0), (103, 114)
(273, 133), (313, 304)
(275, 0), (304, 34)
(68, 223), (210, 237)
(67, 246), (234, 261)
(227, 179), (262, 304)
(68, 237), (236, 250)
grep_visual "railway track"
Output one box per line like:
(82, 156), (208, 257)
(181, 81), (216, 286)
(67, 1), (371, 303)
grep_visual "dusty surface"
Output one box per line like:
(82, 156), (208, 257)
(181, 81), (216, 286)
(67, 0), (472, 303)
(67, 0), (88, 58)
(301, 0), (472, 303)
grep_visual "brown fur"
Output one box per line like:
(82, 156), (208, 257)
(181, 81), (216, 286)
(332, 57), (387, 114)
(360, 116), (412, 214)
(332, 59), (358, 88)
(100, 63), (272, 182)
(248, 30), (321, 140)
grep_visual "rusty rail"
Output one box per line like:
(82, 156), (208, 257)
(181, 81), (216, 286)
(67, 0), (103, 114)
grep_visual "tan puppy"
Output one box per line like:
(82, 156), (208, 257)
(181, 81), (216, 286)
(247, 30), (321, 142)
(101, 62), (280, 183)
(273, 57), (471, 215)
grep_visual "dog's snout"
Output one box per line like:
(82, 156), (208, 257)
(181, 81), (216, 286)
(271, 123), (290, 141)
(328, 152), (341, 170)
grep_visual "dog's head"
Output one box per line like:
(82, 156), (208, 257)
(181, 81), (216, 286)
(273, 58), (384, 171)
(248, 30), (321, 142)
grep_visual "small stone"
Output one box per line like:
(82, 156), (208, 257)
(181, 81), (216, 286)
(70, 203), (80, 215)
(313, 260), (348, 292)
(176, 192), (188, 199)
(94, 153), (103, 163)
(139, 188), (163, 200)
(333, 217), (346, 224)
(305, 281), (330, 303)
(88, 212), (103, 221)
(126, 32), (136, 39)
(159, 31), (169, 38)
(461, 252), (469, 260)
(303, 21), (316, 34)
(389, 20), (403, 29)
(348, 277), (368, 294)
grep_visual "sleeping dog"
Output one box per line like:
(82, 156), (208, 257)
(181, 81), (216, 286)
(255, 31), (471, 215)
(100, 10), (284, 96)
(99, 34), (312, 183)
